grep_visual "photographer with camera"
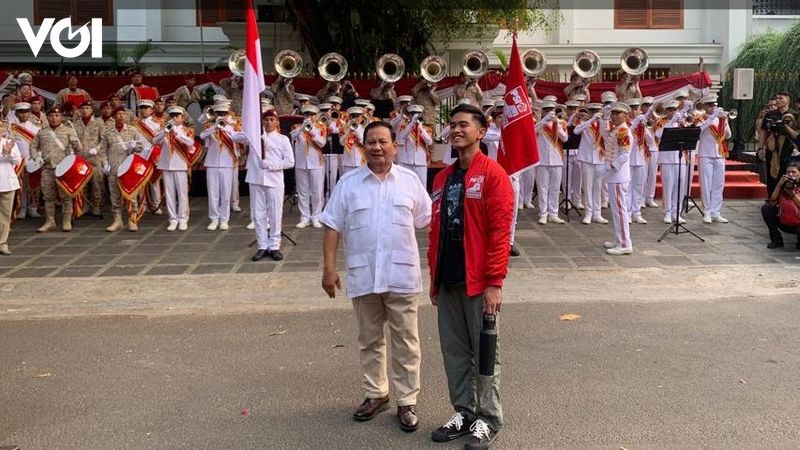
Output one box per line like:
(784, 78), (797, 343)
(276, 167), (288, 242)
(761, 161), (800, 250)
(759, 92), (797, 195)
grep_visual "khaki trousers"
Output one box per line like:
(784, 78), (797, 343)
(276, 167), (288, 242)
(437, 284), (503, 431)
(41, 169), (72, 218)
(0, 190), (14, 245)
(352, 292), (421, 406)
(84, 160), (104, 214)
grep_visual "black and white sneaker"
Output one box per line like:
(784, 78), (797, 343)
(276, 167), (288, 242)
(464, 418), (498, 450)
(431, 411), (475, 442)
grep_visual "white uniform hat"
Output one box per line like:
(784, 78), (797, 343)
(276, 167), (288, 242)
(300, 105), (319, 114)
(565, 100), (581, 107)
(641, 96), (655, 104)
(494, 99), (505, 107)
(213, 103), (231, 112)
(571, 93), (588, 102)
(137, 99), (155, 108)
(601, 91), (618, 103)
(296, 94), (311, 102)
(13, 102), (31, 111)
(318, 102), (332, 111)
(346, 106), (364, 115)
(397, 95), (413, 103)
(364, 102), (375, 111)
(481, 99), (495, 108)
(587, 103), (603, 110)
(212, 94), (228, 103)
(675, 90), (689, 99)
(456, 98), (473, 106)
(700, 94), (719, 104)
(354, 99), (369, 107)
(542, 95), (558, 102)
(166, 106), (185, 115)
(406, 104), (424, 114)
(664, 100), (680, 109)
(327, 95), (342, 104)
(609, 102), (631, 113)
(625, 98), (641, 107)
(540, 101), (556, 109)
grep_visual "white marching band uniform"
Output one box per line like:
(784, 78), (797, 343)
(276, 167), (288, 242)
(324, 114), (343, 200)
(396, 115), (432, 189)
(135, 114), (163, 212)
(290, 121), (327, 226)
(628, 114), (652, 222)
(696, 106), (731, 222)
(656, 111), (689, 223)
(600, 113), (633, 252)
(575, 111), (608, 224)
(153, 121), (195, 229)
(9, 117), (40, 218)
(247, 129), (295, 252)
(534, 111), (568, 222)
(563, 112), (583, 209)
(339, 123), (365, 175)
(200, 122), (247, 228)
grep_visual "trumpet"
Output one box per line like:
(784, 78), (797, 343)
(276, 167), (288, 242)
(165, 120), (175, 132)
(645, 102), (665, 126)
(319, 115), (329, 125)
(202, 106), (215, 123)
(216, 118), (228, 129)
(330, 110), (340, 120)
(349, 119), (359, 131)
(303, 121), (314, 132)
(554, 104), (567, 120)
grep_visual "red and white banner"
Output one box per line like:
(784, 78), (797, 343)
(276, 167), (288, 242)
(242, 1), (265, 155)
(498, 35), (539, 177)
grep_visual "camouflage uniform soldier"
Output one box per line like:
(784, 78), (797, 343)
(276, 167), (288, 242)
(72, 100), (106, 217)
(29, 107), (82, 232)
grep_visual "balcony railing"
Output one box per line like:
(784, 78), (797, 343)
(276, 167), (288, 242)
(753, 0), (800, 15)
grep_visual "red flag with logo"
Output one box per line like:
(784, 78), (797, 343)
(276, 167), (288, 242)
(498, 34), (539, 176)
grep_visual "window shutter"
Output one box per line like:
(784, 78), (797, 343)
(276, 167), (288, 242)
(75, 0), (113, 26)
(35, 0), (71, 24)
(224, 0), (245, 21)
(649, 0), (683, 29)
(615, 0), (649, 29)
(198, 0), (221, 26)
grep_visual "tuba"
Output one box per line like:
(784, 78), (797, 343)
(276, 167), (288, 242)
(420, 55), (448, 83)
(318, 52), (348, 82)
(463, 50), (489, 80)
(274, 50), (303, 78)
(522, 49), (546, 77)
(620, 47), (649, 76)
(573, 50), (601, 79)
(376, 53), (405, 83)
(228, 49), (246, 77)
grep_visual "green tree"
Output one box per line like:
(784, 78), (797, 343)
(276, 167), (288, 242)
(285, 0), (558, 75)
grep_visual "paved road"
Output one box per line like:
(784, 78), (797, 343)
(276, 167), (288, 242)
(2, 295), (800, 449)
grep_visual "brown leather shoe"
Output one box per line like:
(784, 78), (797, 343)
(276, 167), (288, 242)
(397, 405), (418, 432)
(352, 396), (389, 422)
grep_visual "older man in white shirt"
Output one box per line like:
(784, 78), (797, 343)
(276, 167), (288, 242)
(0, 133), (21, 255)
(248, 109), (295, 261)
(320, 121), (431, 433)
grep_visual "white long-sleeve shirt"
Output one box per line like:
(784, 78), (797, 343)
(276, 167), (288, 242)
(600, 120), (631, 184)
(574, 116), (605, 165)
(290, 123), (327, 170)
(483, 123), (501, 161)
(535, 117), (568, 167)
(697, 114), (732, 159)
(153, 124), (195, 171)
(200, 125), (247, 168)
(339, 124), (365, 168)
(396, 120), (432, 166)
(319, 163), (432, 299)
(245, 130), (295, 188)
(0, 138), (22, 192)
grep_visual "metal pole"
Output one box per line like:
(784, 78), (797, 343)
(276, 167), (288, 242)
(199, 2), (205, 72)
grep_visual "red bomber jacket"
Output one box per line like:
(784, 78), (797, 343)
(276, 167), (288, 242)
(428, 151), (515, 298)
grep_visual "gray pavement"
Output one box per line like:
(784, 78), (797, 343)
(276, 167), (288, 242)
(2, 297), (800, 449)
(1, 198), (798, 279)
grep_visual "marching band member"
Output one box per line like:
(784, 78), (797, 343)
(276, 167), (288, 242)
(564, 72), (590, 101)
(575, 103), (609, 224)
(173, 74), (201, 110)
(116, 68), (160, 112)
(655, 101), (687, 224)
(249, 109), (295, 261)
(200, 103), (247, 231)
(55, 74), (93, 109)
(571, 93), (588, 107)
(152, 98), (166, 125)
(563, 99), (584, 210)
(99, 106), (148, 232)
(328, 95), (345, 119)
(72, 100), (106, 218)
(9, 102), (41, 219)
(2, 73), (34, 117)
(339, 106), (367, 175)
(219, 75), (243, 114)
(291, 105), (327, 228)
(0, 128), (21, 255)
(674, 90), (691, 122)
(396, 105), (432, 188)
(600, 102), (634, 255)
(363, 103), (378, 123)
(272, 75), (296, 115)
(411, 79), (440, 125)
(132, 99), (164, 214)
(29, 97), (49, 129)
(640, 97), (660, 208)
(696, 94), (732, 224)
(535, 101), (568, 224)
(29, 107), (82, 232)
(601, 91), (618, 106)
(107, 93), (134, 125)
(293, 94), (312, 116)
(482, 103), (502, 161)
(153, 106), (195, 231)
(319, 102), (340, 201)
(453, 72), (484, 107)
(626, 98), (649, 224)
(615, 74), (642, 102)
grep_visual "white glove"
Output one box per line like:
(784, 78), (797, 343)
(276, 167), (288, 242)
(88, 148), (98, 156)
(637, 114), (647, 123)
(34, 156), (44, 166)
(545, 111), (556, 122)
(102, 161), (111, 175)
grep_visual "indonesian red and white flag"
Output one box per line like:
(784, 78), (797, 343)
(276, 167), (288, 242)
(243, 2), (265, 155)
(498, 34), (539, 176)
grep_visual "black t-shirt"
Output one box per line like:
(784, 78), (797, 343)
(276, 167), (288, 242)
(437, 166), (467, 287)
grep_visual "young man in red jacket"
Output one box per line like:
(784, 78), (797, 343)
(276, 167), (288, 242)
(428, 104), (515, 450)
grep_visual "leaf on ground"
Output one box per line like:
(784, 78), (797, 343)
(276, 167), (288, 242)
(332, 344), (345, 348)
(269, 330), (288, 336)
(33, 373), (51, 378)
(559, 313), (582, 322)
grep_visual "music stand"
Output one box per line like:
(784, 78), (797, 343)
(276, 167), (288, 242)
(657, 127), (704, 242)
(681, 145), (704, 217)
(558, 126), (582, 220)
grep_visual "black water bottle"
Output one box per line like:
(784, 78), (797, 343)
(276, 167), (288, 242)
(479, 314), (497, 376)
